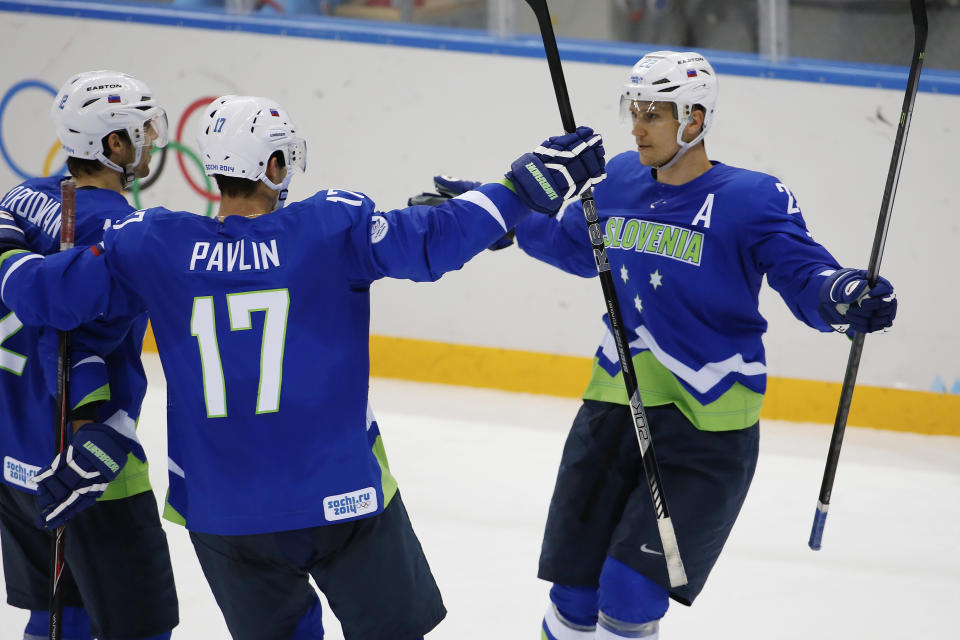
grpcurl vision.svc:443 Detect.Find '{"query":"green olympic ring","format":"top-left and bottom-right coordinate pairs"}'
top-left (131, 141), bottom-right (215, 218)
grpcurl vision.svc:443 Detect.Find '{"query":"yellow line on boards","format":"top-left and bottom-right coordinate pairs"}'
top-left (369, 335), bottom-right (591, 398)
top-left (141, 328), bottom-right (960, 437)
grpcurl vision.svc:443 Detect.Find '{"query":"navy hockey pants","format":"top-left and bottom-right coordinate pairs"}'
top-left (538, 400), bottom-right (759, 605)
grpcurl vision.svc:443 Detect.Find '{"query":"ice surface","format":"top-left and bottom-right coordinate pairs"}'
top-left (3, 354), bottom-right (958, 638)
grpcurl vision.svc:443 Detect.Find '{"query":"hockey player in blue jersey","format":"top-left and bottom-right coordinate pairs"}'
top-left (0, 71), bottom-right (178, 640)
top-left (525, 51), bottom-right (898, 640)
top-left (425, 51), bottom-right (898, 639)
top-left (0, 93), bottom-right (606, 639)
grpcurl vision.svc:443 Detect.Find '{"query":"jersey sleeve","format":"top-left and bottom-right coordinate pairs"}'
top-left (514, 199), bottom-right (597, 278)
top-left (0, 216), bottom-right (146, 330)
top-left (0, 209), bottom-right (27, 251)
top-left (346, 181), bottom-right (532, 282)
top-left (56, 199), bottom-right (141, 413)
top-left (36, 326), bottom-right (111, 414)
top-left (742, 176), bottom-right (841, 331)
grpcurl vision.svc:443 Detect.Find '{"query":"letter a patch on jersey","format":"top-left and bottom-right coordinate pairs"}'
top-left (691, 193), bottom-right (715, 228)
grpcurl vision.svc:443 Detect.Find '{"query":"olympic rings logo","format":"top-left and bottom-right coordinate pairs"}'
top-left (0, 80), bottom-right (66, 180)
top-left (0, 81), bottom-right (219, 217)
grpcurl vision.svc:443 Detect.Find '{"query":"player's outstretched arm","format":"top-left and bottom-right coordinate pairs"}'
top-left (360, 127), bottom-right (605, 282)
top-left (745, 176), bottom-right (866, 330)
top-left (0, 245), bottom-right (138, 330)
top-left (416, 173), bottom-right (598, 277)
top-left (33, 422), bottom-right (146, 529)
top-left (512, 196), bottom-right (597, 278)
top-left (408, 176), bottom-right (515, 251)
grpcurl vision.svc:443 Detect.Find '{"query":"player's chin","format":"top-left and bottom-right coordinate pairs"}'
top-left (636, 148), bottom-right (659, 166)
top-left (135, 165), bottom-right (151, 179)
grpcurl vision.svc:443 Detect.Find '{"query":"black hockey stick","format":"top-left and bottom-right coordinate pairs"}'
top-left (809, 0), bottom-right (927, 551)
top-left (49, 178), bottom-right (76, 640)
top-left (523, 0), bottom-right (687, 587)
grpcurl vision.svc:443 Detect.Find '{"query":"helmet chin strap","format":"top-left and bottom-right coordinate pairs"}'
top-left (655, 116), bottom-right (706, 172)
top-left (261, 173), bottom-right (292, 212)
top-left (97, 142), bottom-right (145, 190)
top-left (655, 145), bottom-right (688, 172)
top-left (274, 189), bottom-right (288, 211)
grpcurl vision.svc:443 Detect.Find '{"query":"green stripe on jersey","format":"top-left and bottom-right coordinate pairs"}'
top-left (0, 249), bottom-right (30, 267)
top-left (582, 352), bottom-right (764, 431)
top-left (372, 434), bottom-right (398, 508)
top-left (160, 436), bottom-right (400, 528)
top-left (98, 454), bottom-right (152, 501)
top-left (162, 489), bottom-right (186, 526)
top-left (74, 384), bottom-right (111, 411)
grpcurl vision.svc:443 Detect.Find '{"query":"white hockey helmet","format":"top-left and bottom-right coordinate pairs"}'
top-left (50, 70), bottom-right (168, 182)
top-left (620, 51), bottom-right (717, 169)
top-left (197, 95), bottom-right (307, 194)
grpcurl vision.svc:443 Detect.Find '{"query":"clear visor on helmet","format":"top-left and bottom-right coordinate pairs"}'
top-left (144, 109), bottom-right (169, 149)
top-left (619, 98), bottom-right (679, 124)
top-left (137, 107), bottom-right (169, 149)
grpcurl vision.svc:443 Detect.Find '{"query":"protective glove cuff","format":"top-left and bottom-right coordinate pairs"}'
top-left (71, 422), bottom-right (140, 477)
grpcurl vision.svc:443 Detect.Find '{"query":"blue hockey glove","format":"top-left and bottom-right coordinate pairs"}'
top-left (818, 268), bottom-right (898, 334)
top-left (506, 126), bottom-right (606, 214)
top-left (407, 175), bottom-right (482, 207)
top-left (434, 175), bottom-right (482, 199)
top-left (34, 423), bottom-right (145, 529)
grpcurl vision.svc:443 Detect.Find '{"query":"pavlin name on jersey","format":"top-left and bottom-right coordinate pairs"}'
top-left (0, 185), bottom-right (62, 239)
top-left (603, 216), bottom-right (704, 266)
top-left (189, 238), bottom-right (281, 272)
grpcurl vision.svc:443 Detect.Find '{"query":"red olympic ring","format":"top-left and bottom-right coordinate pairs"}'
top-left (176, 96), bottom-right (220, 202)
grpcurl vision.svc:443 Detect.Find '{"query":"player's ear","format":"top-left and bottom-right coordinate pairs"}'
top-left (266, 154), bottom-right (286, 183)
top-left (690, 107), bottom-right (706, 133)
top-left (104, 132), bottom-right (126, 159)
top-left (681, 108), bottom-right (706, 142)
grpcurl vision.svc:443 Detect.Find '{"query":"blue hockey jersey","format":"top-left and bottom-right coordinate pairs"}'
top-left (0, 176), bottom-right (151, 497)
top-left (0, 183), bottom-right (530, 535)
top-left (516, 152), bottom-right (842, 431)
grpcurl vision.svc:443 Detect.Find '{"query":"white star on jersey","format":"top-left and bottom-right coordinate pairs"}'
top-left (634, 294), bottom-right (643, 313)
top-left (649, 269), bottom-right (663, 290)
top-left (621, 265), bottom-right (630, 283)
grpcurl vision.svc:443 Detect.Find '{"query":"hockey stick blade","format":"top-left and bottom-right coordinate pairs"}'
top-left (523, 0), bottom-right (687, 587)
top-left (808, 0), bottom-right (927, 551)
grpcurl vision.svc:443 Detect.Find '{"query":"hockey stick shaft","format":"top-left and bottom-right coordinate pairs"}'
top-left (523, 0), bottom-right (686, 587)
top-left (49, 178), bottom-right (76, 640)
top-left (809, 0), bottom-right (927, 551)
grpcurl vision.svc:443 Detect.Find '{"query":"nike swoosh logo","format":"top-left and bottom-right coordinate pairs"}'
top-left (640, 543), bottom-right (663, 556)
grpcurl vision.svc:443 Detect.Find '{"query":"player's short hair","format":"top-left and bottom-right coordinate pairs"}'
top-left (66, 130), bottom-right (132, 177)
top-left (213, 150), bottom-right (286, 199)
